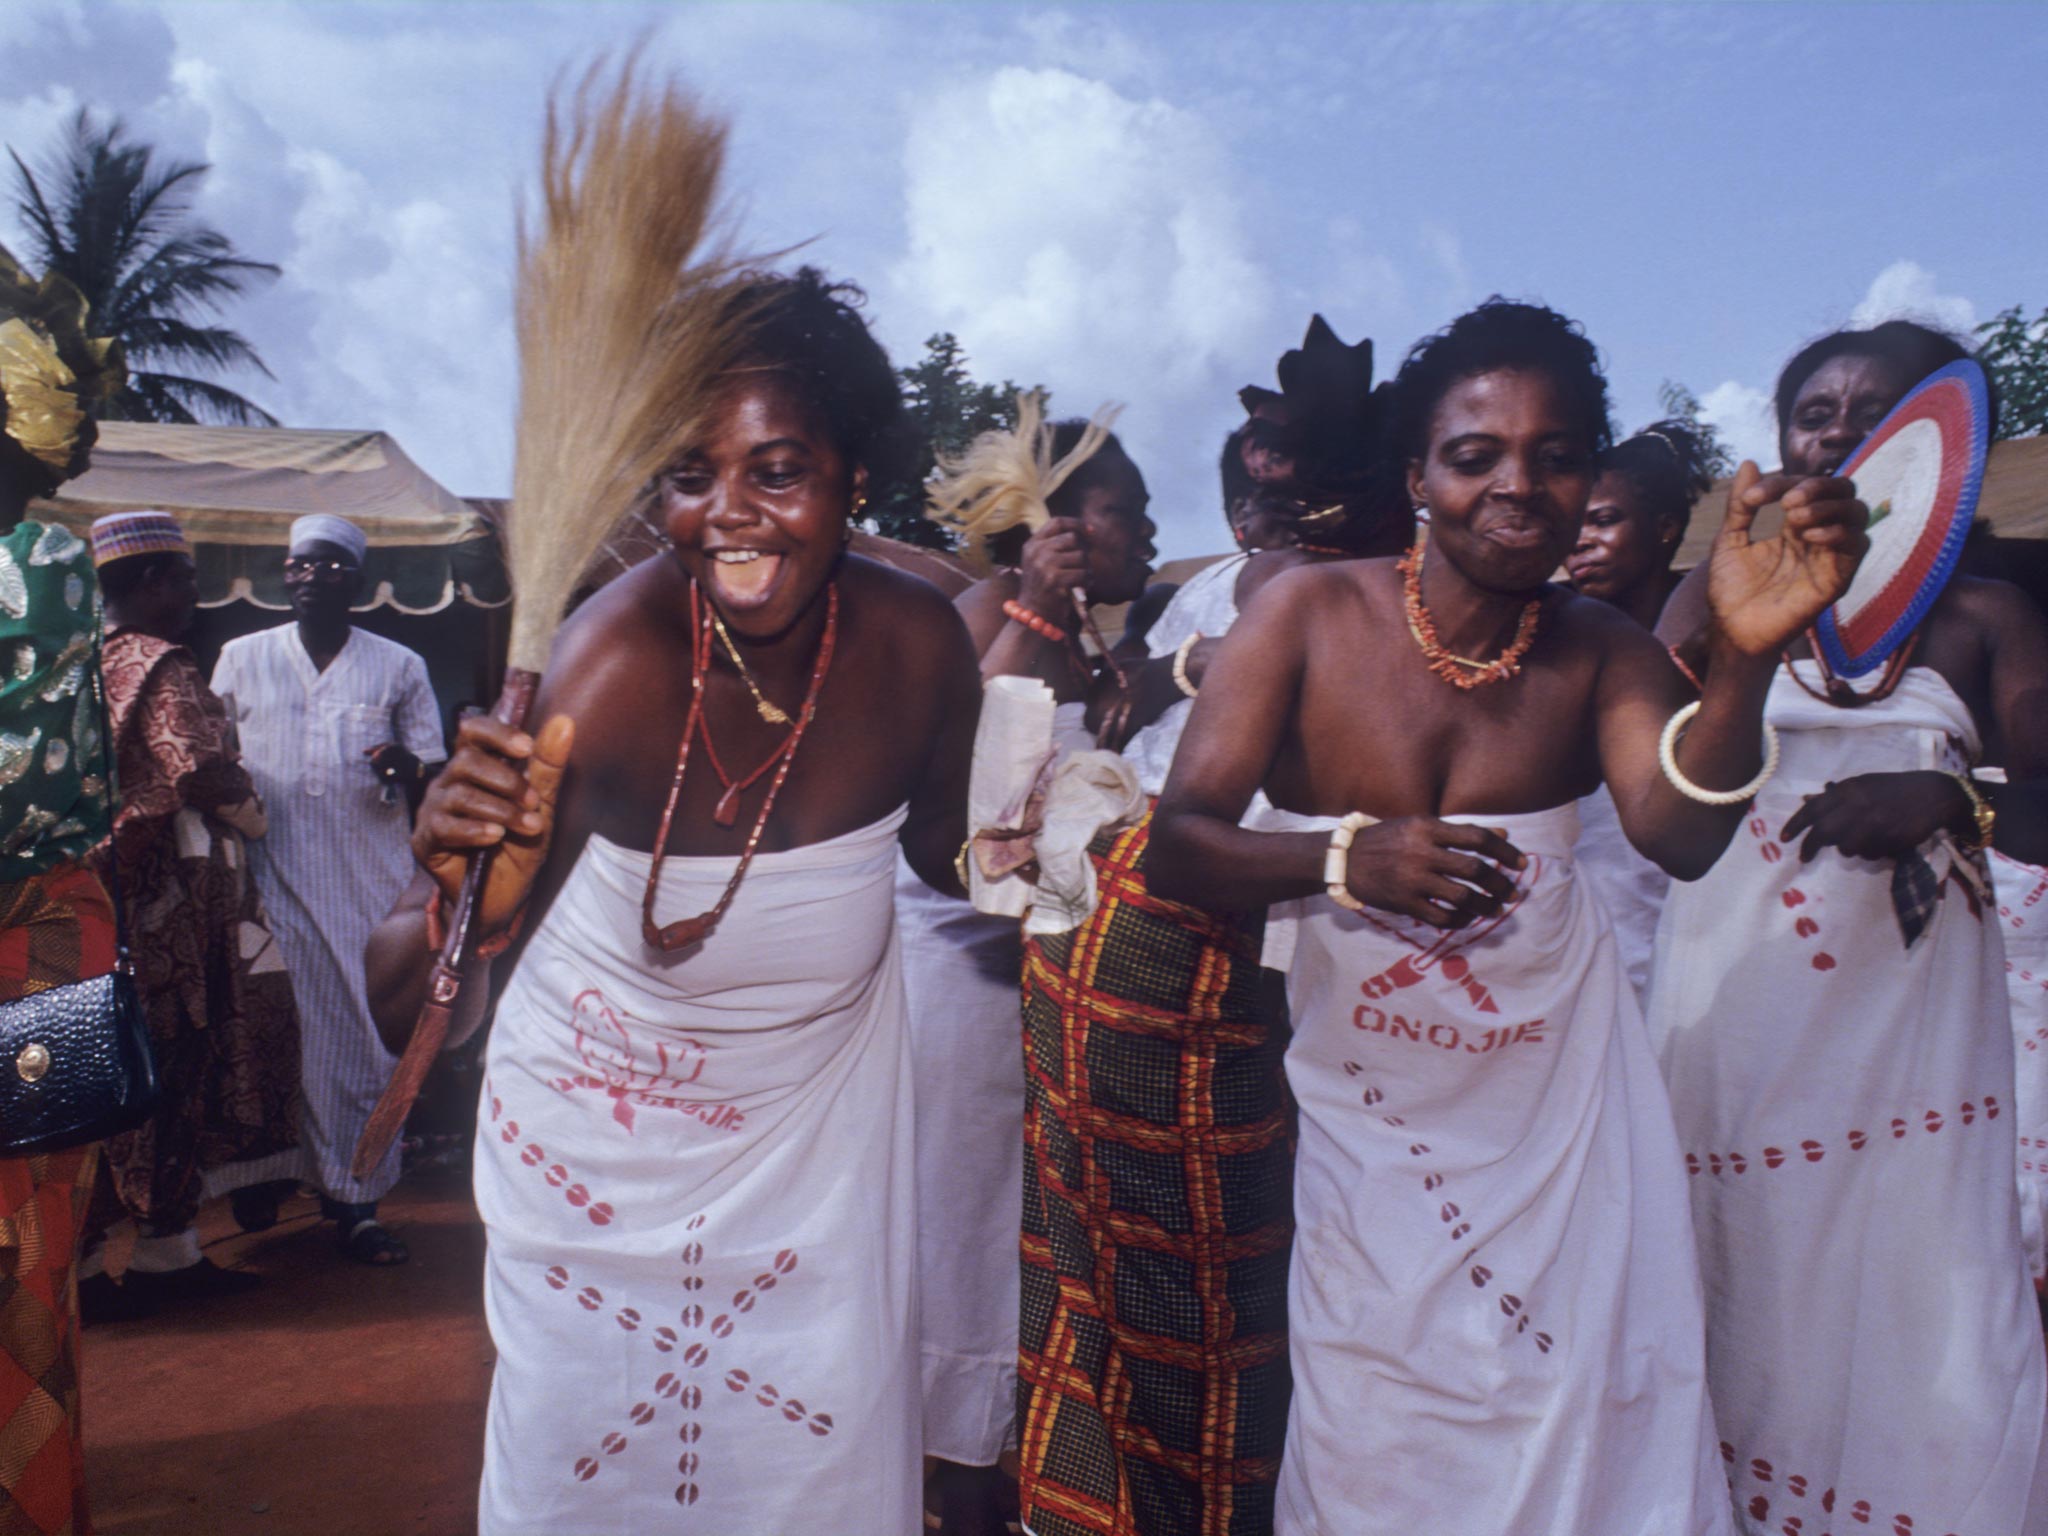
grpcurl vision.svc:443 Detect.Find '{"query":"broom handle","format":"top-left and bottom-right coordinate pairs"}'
top-left (351, 666), bottom-right (541, 1181)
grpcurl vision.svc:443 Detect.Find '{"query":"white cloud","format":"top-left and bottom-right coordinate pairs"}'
top-left (1419, 222), bottom-right (1471, 308)
top-left (1698, 380), bottom-right (1777, 471)
top-left (1689, 260), bottom-right (1983, 479)
top-left (894, 65), bottom-right (1272, 555)
top-left (1850, 259), bottom-right (1977, 337)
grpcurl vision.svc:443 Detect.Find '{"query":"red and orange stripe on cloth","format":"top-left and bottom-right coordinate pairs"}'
top-left (1017, 812), bottom-right (1294, 1536)
top-left (0, 861), bottom-right (116, 1536)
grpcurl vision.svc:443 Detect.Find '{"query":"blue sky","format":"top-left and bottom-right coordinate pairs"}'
top-left (3, 1), bottom-right (2043, 558)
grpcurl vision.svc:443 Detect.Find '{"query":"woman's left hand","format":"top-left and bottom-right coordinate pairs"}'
top-left (1779, 770), bottom-right (1972, 863)
top-left (1707, 461), bottom-right (1869, 657)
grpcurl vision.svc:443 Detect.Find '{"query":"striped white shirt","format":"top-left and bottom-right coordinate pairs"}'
top-left (212, 623), bottom-right (446, 1202)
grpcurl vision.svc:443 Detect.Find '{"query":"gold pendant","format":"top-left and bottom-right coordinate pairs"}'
top-left (755, 700), bottom-right (791, 726)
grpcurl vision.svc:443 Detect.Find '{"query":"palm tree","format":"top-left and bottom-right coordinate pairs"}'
top-left (9, 110), bottom-right (280, 425)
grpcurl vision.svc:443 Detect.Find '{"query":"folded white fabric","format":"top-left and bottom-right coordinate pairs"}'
top-left (964, 676), bottom-right (1143, 932)
top-left (1022, 749), bottom-right (1144, 937)
top-left (965, 676), bottom-right (1057, 917)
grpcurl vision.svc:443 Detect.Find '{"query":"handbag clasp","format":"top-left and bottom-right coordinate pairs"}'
top-left (15, 1042), bottom-right (50, 1083)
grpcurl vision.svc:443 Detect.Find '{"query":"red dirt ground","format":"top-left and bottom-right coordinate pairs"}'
top-left (81, 1165), bottom-right (490, 1536)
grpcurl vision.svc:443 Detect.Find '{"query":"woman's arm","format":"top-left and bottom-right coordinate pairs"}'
top-left (1603, 463), bottom-right (1868, 878)
top-left (1982, 580), bottom-right (2048, 865)
top-left (900, 595), bottom-right (983, 897)
top-left (1148, 570), bottom-right (1524, 928)
top-left (1593, 613), bottom-right (1777, 880)
top-left (1143, 578), bottom-right (1317, 911)
top-left (957, 518), bottom-right (1091, 696)
top-left (1771, 579), bottom-right (2048, 867)
top-left (363, 711), bottom-right (574, 1053)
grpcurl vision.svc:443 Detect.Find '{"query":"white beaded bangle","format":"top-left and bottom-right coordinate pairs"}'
top-left (1172, 633), bottom-right (1203, 699)
top-left (1657, 700), bottom-right (1780, 806)
top-left (1323, 811), bottom-right (1374, 912)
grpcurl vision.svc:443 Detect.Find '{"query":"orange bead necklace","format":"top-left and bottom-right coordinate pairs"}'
top-left (1398, 529), bottom-right (1543, 690)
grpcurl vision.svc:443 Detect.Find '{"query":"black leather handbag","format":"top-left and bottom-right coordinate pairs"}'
top-left (0, 663), bottom-right (158, 1157)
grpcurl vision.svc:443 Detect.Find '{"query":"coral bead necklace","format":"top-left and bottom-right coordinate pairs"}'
top-left (1397, 529), bottom-right (1543, 690)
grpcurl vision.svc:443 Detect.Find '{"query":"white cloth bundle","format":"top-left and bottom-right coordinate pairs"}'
top-left (964, 677), bottom-right (1143, 934)
top-left (965, 676), bottom-right (1056, 917)
top-left (1022, 748), bottom-right (1146, 937)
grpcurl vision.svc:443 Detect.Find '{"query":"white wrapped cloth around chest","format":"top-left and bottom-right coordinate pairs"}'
top-left (474, 808), bottom-right (920, 1535)
top-left (1258, 801), bottom-right (1730, 1536)
top-left (1649, 665), bottom-right (2048, 1536)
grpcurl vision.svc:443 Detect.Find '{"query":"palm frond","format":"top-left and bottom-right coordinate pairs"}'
top-left (117, 317), bottom-right (275, 378)
top-left (8, 109), bottom-right (279, 421)
top-left (118, 370), bottom-right (276, 426)
top-left (109, 240), bottom-right (279, 329)
top-left (7, 147), bottom-right (68, 275)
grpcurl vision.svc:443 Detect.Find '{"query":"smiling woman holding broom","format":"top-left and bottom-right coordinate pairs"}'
top-left (364, 73), bottom-right (978, 1533)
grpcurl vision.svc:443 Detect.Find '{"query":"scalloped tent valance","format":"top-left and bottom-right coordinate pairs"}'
top-left (29, 422), bottom-right (509, 614)
top-left (1674, 432), bottom-right (2048, 571)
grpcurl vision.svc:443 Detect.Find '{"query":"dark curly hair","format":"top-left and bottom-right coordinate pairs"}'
top-left (1597, 418), bottom-right (1715, 542)
top-left (725, 265), bottom-right (913, 494)
top-left (1774, 318), bottom-right (1999, 444)
top-left (1389, 298), bottom-right (1612, 464)
top-left (984, 417), bottom-right (1131, 569)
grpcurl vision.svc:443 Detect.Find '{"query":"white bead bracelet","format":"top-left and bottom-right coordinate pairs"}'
top-left (1324, 811), bottom-right (1375, 911)
top-left (1172, 633), bottom-right (1203, 699)
top-left (1657, 700), bottom-right (1780, 806)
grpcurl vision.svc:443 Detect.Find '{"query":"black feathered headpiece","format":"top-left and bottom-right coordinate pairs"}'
top-left (1231, 316), bottom-right (1405, 550)
top-left (1236, 315), bottom-right (1391, 503)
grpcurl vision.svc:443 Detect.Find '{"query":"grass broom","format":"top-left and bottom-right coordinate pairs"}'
top-left (354, 56), bottom-right (755, 1178)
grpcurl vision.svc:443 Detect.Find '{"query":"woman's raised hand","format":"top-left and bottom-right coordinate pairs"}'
top-left (1707, 461), bottom-right (1870, 657)
top-left (1344, 819), bottom-right (1527, 931)
top-left (1016, 516), bottom-right (1089, 619)
top-left (413, 712), bottom-right (574, 936)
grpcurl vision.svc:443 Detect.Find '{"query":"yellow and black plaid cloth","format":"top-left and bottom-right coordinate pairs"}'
top-left (1017, 813), bottom-right (1293, 1536)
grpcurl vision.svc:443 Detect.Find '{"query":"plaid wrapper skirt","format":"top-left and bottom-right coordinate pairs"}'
top-left (0, 862), bottom-right (115, 1536)
top-left (1017, 812), bottom-right (1293, 1536)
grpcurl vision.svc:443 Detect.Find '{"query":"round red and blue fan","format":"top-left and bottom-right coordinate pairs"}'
top-left (1813, 358), bottom-right (1991, 678)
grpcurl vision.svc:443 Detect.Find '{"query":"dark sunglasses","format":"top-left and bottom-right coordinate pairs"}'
top-left (284, 555), bottom-right (355, 582)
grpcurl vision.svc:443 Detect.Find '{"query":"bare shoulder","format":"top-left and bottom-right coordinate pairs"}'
top-left (1545, 585), bottom-right (1668, 675)
top-left (1943, 574), bottom-right (2048, 646)
top-left (845, 551), bottom-right (964, 623)
top-left (842, 553), bottom-right (975, 656)
top-left (954, 566), bottom-right (1019, 618)
top-left (1241, 553), bottom-right (1397, 625)
top-left (537, 558), bottom-right (688, 717)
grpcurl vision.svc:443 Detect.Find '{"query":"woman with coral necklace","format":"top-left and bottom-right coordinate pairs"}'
top-left (1150, 298), bottom-right (1869, 1534)
top-left (370, 267), bottom-right (980, 1534)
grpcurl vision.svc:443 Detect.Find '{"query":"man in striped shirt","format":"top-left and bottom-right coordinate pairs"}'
top-left (212, 514), bottom-right (445, 1265)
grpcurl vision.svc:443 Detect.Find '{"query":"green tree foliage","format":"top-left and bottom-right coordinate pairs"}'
top-left (9, 110), bottom-right (280, 425)
top-left (1656, 380), bottom-right (1736, 480)
top-left (1975, 305), bottom-right (2048, 440)
top-left (868, 333), bottom-right (1033, 550)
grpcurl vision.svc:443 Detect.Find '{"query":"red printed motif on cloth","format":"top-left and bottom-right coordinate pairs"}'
top-left (550, 989), bottom-right (740, 1134)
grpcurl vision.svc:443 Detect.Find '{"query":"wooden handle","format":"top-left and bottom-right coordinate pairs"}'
top-left (351, 667), bottom-right (540, 1180)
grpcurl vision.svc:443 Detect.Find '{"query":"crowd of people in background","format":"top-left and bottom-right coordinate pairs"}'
top-left (0, 241), bottom-right (451, 1533)
top-left (3, 172), bottom-right (2047, 1536)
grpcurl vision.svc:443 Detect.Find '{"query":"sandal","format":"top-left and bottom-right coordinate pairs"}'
top-left (339, 1217), bottom-right (410, 1267)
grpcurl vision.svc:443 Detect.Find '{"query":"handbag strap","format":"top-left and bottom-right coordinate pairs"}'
top-left (87, 645), bottom-right (132, 964)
